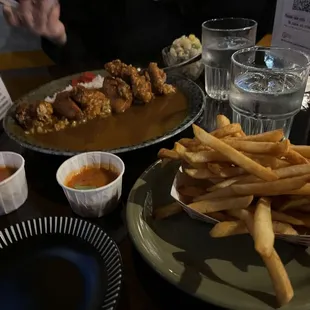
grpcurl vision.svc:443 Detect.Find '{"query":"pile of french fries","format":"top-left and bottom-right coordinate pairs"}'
top-left (156, 115), bottom-right (310, 306)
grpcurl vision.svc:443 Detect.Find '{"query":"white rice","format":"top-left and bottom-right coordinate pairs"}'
top-left (45, 74), bottom-right (105, 103)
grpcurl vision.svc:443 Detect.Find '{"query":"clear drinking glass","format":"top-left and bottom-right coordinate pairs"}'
top-left (230, 47), bottom-right (310, 137)
top-left (202, 18), bottom-right (257, 101)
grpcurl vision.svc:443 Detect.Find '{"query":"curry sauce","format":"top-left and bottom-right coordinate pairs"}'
top-left (25, 90), bottom-right (188, 151)
top-left (66, 165), bottom-right (119, 190)
top-left (0, 166), bottom-right (17, 182)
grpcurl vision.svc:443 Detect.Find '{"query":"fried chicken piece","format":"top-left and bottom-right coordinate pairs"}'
top-left (34, 101), bottom-right (54, 122)
top-left (15, 103), bottom-right (34, 130)
top-left (104, 59), bottom-right (138, 82)
top-left (101, 77), bottom-right (133, 113)
top-left (104, 59), bottom-right (129, 78)
top-left (15, 101), bottom-right (53, 130)
top-left (130, 70), bottom-right (154, 104)
top-left (71, 86), bottom-right (111, 119)
top-left (53, 91), bottom-right (83, 120)
top-left (148, 62), bottom-right (176, 95)
top-left (105, 59), bottom-right (126, 77)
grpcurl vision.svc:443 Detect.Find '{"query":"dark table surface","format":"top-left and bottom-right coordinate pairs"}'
top-left (0, 65), bottom-right (310, 310)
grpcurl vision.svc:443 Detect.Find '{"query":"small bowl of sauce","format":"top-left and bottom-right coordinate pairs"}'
top-left (56, 152), bottom-right (125, 217)
top-left (0, 152), bottom-right (28, 215)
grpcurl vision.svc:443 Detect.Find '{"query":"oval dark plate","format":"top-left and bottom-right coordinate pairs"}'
top-left (3, 71), bottom-right (204, 156)
top-left (0, 217), bottom-right (122, 310)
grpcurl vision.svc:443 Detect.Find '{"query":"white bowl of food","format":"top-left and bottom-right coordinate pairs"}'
top-left (162, 34), bottom-right (203, 80)
top-left (56, 152), bottom-right (125, 218)
top-left (0, 152), bottom-right (28, 215)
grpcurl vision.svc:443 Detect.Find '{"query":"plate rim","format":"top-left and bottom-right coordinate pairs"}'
top-left (3, 72), bottom-right (205, 156)
top-left (126, 160), bottom-right (206, 298)
top-left (0, 216), bottom-right (123, 310)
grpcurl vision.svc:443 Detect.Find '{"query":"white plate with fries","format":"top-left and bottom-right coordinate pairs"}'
top-left (127, 116), bottom-right (310, 310)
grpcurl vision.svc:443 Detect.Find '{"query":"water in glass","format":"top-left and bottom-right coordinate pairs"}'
top-left (203, 36), bottom-right (253, 101)
top-left (229, 71), bottom-right (306, 137)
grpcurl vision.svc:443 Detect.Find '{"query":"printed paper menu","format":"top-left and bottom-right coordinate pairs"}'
top-left (0, 77), bottom-right (12, 121)
top-left (272, 0), bottom-right (310, 54)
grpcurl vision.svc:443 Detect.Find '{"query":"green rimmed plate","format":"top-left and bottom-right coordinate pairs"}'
top-left (126, 160), bottom-right (310, 310)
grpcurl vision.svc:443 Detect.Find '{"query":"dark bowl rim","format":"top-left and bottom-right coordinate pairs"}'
top-left (0, 216), bottom-right (123, 310)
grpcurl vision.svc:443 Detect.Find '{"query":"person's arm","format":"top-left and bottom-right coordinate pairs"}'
top-left (41, 25), bottom-right (86, 68)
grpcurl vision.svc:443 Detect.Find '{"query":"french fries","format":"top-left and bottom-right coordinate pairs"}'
top-left (210, 220), bottom-right (248, 237)
top-left (286, 183), bottom-right (310, 195)
top-left (253, 197), bottom-right (274, 257)
top-left (246, 154), bottom-right (289, 169)
top-left (206, 175), bottom-right (246, 191)
top-left (270, 209), bottom-right (304, 226)
top-left (216, 114), bottom-right (230, 128)
top-left (210, 123), bottom-right (242, 138)
top-left (210, 220), bottom-right (298, 237)
top-left (285, 149), bottom-right (309, 165)
top-left (262, 250), bottom-right (294, 306)
top-left (221, 139), bottom-right (289, 156)
top-left (228, 209), bottom-right (294, 306)
top-left (184, 168), bottom-right (215, 179)
top-left (291, 145), bottom-right (310, 158)
top-left (230, 129), bottom-right (284, 142)
top-left (193, 125), bottom-right (278, 181)
top-left (231, 174), bottom-right (310, 196)
top-left (272, 221), bottom-right (298, 235)
top-left (158, 148), bottom-right (180, 160)
top-left (156, 116), bottom-right (310, 306)
top-left (184, 151), bottom-right (229, 163)
top-left (193, 186), bottom-right (237, 201)
top-left (188, 195), bottom-right (253, 214)
top-left (207, 163), bottom-right (245, 178)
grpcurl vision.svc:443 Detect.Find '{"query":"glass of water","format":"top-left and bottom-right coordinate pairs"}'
top-left (230, 47), bottom-right (310, 137)
top-left (202, 18), bottom-right (257, 101)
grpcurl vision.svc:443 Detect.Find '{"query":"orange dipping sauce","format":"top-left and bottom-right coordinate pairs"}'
top-left (65, 165), bottom-right (119, 190)
top-left (0, 166), bottom-right (17, 182)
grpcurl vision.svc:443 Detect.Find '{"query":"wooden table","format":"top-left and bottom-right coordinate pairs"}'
top-left (0, 66), bottom-right (221, 310)
top-left (257, 34), bottom-right (272, 47)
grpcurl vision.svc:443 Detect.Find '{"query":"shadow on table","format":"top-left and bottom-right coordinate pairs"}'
top-left (172, 249), bottom-right (277, 308)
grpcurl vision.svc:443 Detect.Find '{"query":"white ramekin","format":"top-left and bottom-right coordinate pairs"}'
top-left (56, 152), bottom-right (125, 218)
top-left (0, 152), bottom-right (28, 215)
